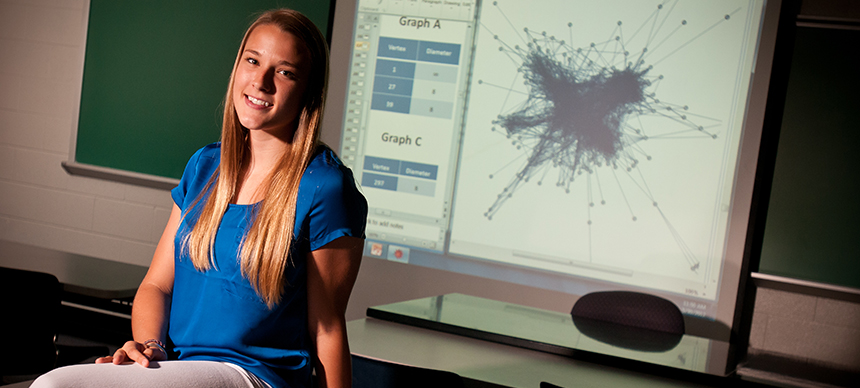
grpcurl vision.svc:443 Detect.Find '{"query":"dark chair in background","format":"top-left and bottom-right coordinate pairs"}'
top-left (1, 267), bottom-right (62, 384)
top-left (571, 291), bottom-right (685, 352)
top-left (352, 354), bottom-right (465, 388)
top-left (1, 267), bottom-right (109, 385)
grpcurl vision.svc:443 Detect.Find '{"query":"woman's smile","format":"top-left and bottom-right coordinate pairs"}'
top-left (245, 94), bottom-right (272, 108)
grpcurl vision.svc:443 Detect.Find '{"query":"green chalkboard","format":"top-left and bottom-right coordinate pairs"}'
top-left (75, 0), bottom-right (333, 180)
top-left (759, 26), bottom-right (860, 289)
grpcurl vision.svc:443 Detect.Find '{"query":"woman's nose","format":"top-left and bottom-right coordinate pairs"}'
top-left (253, 68), bottom-right (274, 92)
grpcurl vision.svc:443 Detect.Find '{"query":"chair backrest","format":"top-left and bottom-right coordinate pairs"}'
top-left (352, 354), bottom-right (465, 388)
top-left (571, 291), bottom-right (684, 335)
top-left (0, 267), bottom-right (62, 376)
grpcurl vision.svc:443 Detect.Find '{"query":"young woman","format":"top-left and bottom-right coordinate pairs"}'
top-left (32, 9), bottom-right (367, 388)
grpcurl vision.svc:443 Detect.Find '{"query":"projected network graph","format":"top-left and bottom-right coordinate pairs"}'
top-left (476, 1), bottom-right (743, 273)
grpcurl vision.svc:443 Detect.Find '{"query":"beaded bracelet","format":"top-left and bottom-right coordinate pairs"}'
top-left (143, 339), bottom-right (166, 354)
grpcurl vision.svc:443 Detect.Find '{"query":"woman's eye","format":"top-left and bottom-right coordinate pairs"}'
top-left (279, 70), bottom-right (295, 78)
top-left (246, 58), bottom-right (258, 65)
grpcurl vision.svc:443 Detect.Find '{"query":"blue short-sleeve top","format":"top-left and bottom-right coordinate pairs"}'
top-left (169, 143), bottom-right (367, 388)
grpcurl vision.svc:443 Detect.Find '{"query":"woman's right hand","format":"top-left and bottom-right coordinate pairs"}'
top-left (95, 340), bottom-right (166, 367)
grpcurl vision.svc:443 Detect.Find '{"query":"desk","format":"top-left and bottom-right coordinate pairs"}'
top-left (0, 240), bottom-right (147, 301)
top-left (349, 318), bottom-right (724, 388)
top-left (348, 294), bottom-right (740, 388)
top-left (1, 239), bottom-right (148, 344)
top-left (0, 238), bottom-right (147, 343)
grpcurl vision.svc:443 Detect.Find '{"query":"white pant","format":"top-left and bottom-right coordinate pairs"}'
top-left (30, 361), bottom-right (270, 388)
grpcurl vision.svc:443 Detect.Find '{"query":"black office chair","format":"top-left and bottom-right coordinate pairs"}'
top-left (571, 291), bottom-right (684, 352)
top-left (0, 267), bottom-right (62, 382)
top-left (352, 354), bottom-right (465, 388)
top-left (1, 267), bottom-right (110, 385)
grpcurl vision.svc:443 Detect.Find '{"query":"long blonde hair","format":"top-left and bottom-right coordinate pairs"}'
top-left (183, 9), bottom-right (330, 308)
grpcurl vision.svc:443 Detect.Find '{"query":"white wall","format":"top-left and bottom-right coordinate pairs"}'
top-left (749, 288), bottom-right (860, 372)
top-left (1, 0), bottom-right (858, 375)
top-left (0, 0), bottom-right (173, 267)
